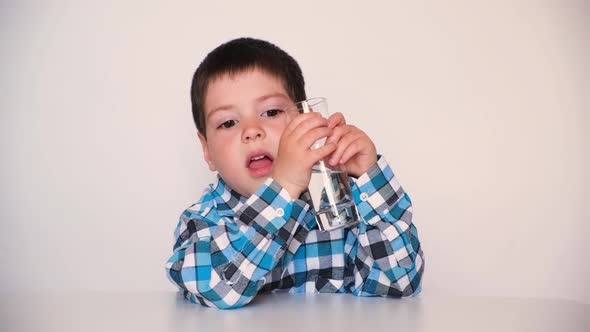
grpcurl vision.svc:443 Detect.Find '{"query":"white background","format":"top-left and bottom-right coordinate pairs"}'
top-left (2, 0), bottom-right (588, 304)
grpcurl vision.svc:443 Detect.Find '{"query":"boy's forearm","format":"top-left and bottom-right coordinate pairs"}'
top-left (235, 178), bottom-right (312, 244)
top-left (348, 155), bottom-right (424, 296)
top-left (167, 178), bottom-right (313, 309)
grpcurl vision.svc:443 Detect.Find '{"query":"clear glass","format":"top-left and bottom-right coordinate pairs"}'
top-left (287, 97), bottom-right (360, 231)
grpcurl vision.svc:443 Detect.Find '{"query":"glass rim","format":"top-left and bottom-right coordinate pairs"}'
top-left (288, 97), bottom-right (327, 113)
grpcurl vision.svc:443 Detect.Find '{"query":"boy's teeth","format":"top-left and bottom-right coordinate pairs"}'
top-left (251, 155), bottom-right (265, 161)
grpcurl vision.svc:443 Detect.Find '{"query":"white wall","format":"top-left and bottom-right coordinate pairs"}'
top-left (1, 0), bottom-right (588, 303)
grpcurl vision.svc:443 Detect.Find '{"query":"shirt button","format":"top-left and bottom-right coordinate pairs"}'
top-left (360, 193), bottom-right (369, 202)
top-left (276, 208), bottom-right (285, 217)
top-left (382, 208), bottom-right (389, 215)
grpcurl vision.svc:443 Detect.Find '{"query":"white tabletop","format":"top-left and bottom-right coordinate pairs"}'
top-left (1, 291), bottom-right (588, 332)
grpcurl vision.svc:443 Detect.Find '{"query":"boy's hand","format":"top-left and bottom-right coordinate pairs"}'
top-left (325, 112), bottom-right (377, 178)
top-left (271, 112), bottom-right (337, 199)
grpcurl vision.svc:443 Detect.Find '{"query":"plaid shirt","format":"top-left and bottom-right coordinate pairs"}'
top-left (166, 156), bottom-right (424, 309)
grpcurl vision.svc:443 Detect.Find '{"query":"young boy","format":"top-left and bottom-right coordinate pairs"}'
top-left (166, 38), bottom-right (424, 309)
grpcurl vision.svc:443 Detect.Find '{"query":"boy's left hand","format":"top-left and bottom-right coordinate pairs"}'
top-left (325, 112), bottom-right (377, 178)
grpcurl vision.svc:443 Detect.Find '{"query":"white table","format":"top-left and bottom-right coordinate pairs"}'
top-left (1, 291), bottom-right (588, 332)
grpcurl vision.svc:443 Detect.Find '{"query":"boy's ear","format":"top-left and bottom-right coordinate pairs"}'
top-left (197, 132), bottom-right (216, 172)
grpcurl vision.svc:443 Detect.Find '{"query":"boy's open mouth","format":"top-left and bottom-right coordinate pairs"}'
top-left (246, 152), bottom-right (274, 177)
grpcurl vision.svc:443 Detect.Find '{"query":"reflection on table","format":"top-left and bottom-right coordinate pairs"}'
top-left (1, 291), bottom-right (588, 332)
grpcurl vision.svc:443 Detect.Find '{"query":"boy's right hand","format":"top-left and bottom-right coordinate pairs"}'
top-left (271, 112), bottom-right (337, 199)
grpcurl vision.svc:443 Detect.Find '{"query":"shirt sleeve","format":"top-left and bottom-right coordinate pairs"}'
top-left (347, 155), bottom-right (425, 297)
top-left (165, 178), bottom-right (311, 309)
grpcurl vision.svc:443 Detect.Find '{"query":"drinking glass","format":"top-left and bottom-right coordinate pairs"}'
top-left (288, 97), bottom-right (360, 231)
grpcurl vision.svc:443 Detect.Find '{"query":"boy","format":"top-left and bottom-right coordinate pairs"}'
top-left (166, 38), bottom-right (424, 309)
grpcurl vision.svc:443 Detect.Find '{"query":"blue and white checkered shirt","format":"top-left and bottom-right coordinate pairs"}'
top-left (166, 155), bottom-right (424, 309)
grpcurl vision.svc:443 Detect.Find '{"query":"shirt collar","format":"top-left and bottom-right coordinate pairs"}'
top-left (209, 175), bottom-right (248, 217)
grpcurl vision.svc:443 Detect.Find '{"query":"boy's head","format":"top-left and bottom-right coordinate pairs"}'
top-left (191, 38), bottom-right (307, 197)
top-left (191, 38), bottom-right (306, 139)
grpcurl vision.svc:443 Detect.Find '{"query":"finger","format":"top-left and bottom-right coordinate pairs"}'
top-left (327, 112), bottom-right (346, 129)
top-left (329, 130), bottom-right (363, 165)
top-left (283, 111), bottom-right (321, 137)
top-left (309, 142), bottom-right (337, 164)
top-left (290, 115), bottom-right (329, 142)
top-left (325, 124), bottom-right (353, 145)
top-left (282, 112), bottom-right (322, 138)
top-left (299, 126), bottom-right (333, 148)
top-left (338, 138), bottom-right (365, 164)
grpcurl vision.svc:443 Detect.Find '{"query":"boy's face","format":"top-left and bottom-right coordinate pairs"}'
top-left (198, 68), bottom-right (295, 197)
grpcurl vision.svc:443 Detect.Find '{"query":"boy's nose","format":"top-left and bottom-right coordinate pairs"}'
top-left (242, 124), bottom-right (265, 142)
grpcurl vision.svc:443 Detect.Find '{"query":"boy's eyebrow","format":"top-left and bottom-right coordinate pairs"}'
top-left (207, 105), bottom-right (234, 119)
top-left (207, 93), bottom-right (290, 118)
top-left (255, 92), bottom-right (290, 103)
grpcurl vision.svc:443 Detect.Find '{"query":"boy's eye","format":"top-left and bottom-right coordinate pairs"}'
top-left (217, 120), bottom-right (237, 129)
top-left (262, 109), bottom-right (284, 118)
